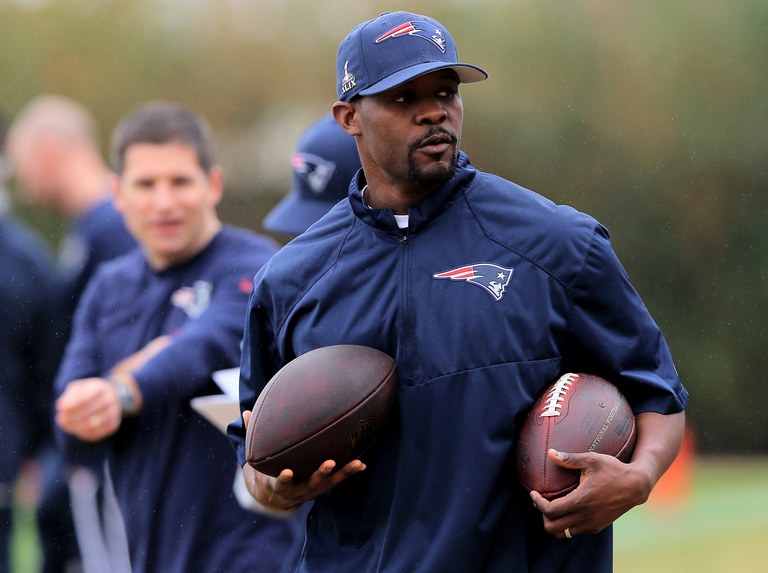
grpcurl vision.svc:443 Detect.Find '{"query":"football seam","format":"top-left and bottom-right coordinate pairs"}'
top-left (251, 368), bottom-right (286, 421)
top-left (540, 374), bottom-right (580, 498)
top-left (252, 402), bottom-right (365, 466)
top-left (615, 419), bottom-right (637, 461)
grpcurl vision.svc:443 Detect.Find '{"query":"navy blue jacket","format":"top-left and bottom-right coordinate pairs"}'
top-left (229, 154), bottom-right (688, 572)
top-left (57, 226), bottom-right (301, 573)
top-left (0, 212), bottom-right (61, 475)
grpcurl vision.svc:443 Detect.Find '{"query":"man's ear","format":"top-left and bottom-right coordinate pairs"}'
top-left (332, 101), bottom-right (361, 136)
top-left (111, 174), bottom-right (125, 213)
top-left (206, 165), bottom-right (224, 207)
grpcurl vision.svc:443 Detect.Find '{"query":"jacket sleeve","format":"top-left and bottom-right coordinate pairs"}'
top-left (133, 247), bottom-right (275, 407)
top-left (53, 272), bottom-right (109, 455)
top-left (227, 270), bottom-right (284, 467)
top-left (564, 224), bottom-right (689, 414)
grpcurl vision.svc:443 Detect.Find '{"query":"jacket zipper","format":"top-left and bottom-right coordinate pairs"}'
top-left (399, 227), bottom-right (412, 382)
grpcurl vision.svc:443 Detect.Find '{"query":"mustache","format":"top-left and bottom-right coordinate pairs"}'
top-left (410, 127), bottom-right (459, 150)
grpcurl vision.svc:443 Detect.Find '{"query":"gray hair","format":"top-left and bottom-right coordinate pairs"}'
top-left (7, 94), bottom-right (99, 149)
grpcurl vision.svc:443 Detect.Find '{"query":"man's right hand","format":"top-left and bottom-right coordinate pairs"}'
top-left (240, 410), bottom-right (367, 512)
top-left (56, 377), bottom-right (123, 442)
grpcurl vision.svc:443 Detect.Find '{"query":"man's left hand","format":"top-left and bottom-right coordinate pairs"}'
top-left (530, 448), bottom-right (651, 540)
top-left (531, 410), bottom-right (685, 540)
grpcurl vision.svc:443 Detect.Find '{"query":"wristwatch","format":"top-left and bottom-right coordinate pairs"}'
top-left (108, 377), bottom-right (136, 416)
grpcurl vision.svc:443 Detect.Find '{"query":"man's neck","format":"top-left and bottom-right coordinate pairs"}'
top-left (362, 180), bottom-right (436, 214)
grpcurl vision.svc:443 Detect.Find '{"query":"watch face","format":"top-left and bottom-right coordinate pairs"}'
top-left (111, 379), bottom-right (134, 413)
top-left (120, 386), bottom-right (134, 409)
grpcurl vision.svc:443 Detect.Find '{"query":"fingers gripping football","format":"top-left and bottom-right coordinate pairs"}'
top-left (531, 448), bottom-right (646, 537)
top-left (241, 408), bottom-right (368, 512)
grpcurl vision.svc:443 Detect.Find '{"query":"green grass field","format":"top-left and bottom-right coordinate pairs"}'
top-left (10, 504), bottom-right (39, 572)
top-left (615, 456), bottom-right (768, 572)
top-left (11, 456), bottom-right (768, 572)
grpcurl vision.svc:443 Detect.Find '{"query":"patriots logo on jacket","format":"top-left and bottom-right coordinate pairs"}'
top-left (171, 280), bottom-right (212, 318)
top-left (433, 263), bottom-right (514, 301)
top-left (375, 21), bottom-right (447, 53)
top-left (292, 152), bottom-right (336, 194)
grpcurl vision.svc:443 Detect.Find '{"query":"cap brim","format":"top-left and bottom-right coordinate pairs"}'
top-left (359, 62), bottom-right (488, 98)
top-left (263, 192), bottom-right (343, 235)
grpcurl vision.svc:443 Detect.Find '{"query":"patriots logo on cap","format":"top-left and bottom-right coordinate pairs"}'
top-left (433, 263), bottom-right (514, 301)
top-left (292, 152), bottom-right (336, 194)
top-left (375, 21), bottom-right (447, 53)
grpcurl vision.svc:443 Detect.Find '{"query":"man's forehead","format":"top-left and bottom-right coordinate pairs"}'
top-left (121, 142), bottom-right (203, 175)
top-left (123, 142), bottom-right (196, 160)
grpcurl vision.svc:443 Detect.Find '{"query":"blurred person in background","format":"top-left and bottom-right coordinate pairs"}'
top-left (7, 95), bottom-right (136, 316)
top-left (263, 112), bottom-right (361, 237)
top-left (0, 108), bottom-right (64, 573)
top-left (54, 102), bottom-right (300, 573)
top-left (7, 94), bottom-right (137, 573)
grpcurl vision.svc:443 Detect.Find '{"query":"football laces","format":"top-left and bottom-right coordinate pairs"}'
top-left (540, 373), bottom-right (579, 417)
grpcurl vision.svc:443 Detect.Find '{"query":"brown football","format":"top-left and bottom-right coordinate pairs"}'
top-left (516, 373), bottom-right (636, 500)
top-left (246, 345), bottom-right (397, 480)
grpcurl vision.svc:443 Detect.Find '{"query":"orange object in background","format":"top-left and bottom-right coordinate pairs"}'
top-left (648, 425), bottom-right (696, 513)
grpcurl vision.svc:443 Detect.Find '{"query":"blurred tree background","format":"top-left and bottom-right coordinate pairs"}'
top-left (1, 0), bottom-right (765, 453)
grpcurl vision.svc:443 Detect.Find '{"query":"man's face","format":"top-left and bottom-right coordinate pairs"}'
top-left (354, 70), bottom-right (464, 192)
top-left (8, 132), bottom-right (68, 207)
top-left (114, 142), bottom-right (222, 271)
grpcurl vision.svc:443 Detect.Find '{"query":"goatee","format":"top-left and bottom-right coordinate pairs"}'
top-left (406, 128), bottom-right (459, 189)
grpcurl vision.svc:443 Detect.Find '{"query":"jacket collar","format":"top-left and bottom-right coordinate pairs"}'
top-left (349, 152), bottom-right (476, 236)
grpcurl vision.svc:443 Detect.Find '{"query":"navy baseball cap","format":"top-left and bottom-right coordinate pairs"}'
top-left (337, 11), bottom-right (488, 102)
top-left (264, 114), bottom-right (361, 235)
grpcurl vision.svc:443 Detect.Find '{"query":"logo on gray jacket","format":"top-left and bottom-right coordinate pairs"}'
top-left (433, 263), bottom-right (514, 301)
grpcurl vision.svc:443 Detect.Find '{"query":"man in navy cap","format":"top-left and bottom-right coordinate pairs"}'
top-left (229, 11), bottom-right (688, 572)
top-left (264, 113), bottom-right (361, 236)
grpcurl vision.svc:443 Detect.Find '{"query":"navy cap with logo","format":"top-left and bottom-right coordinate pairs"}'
top-left (264, 114), bottom-right (361, 235)
top-left (336, 11), bottom-right (488, 102)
